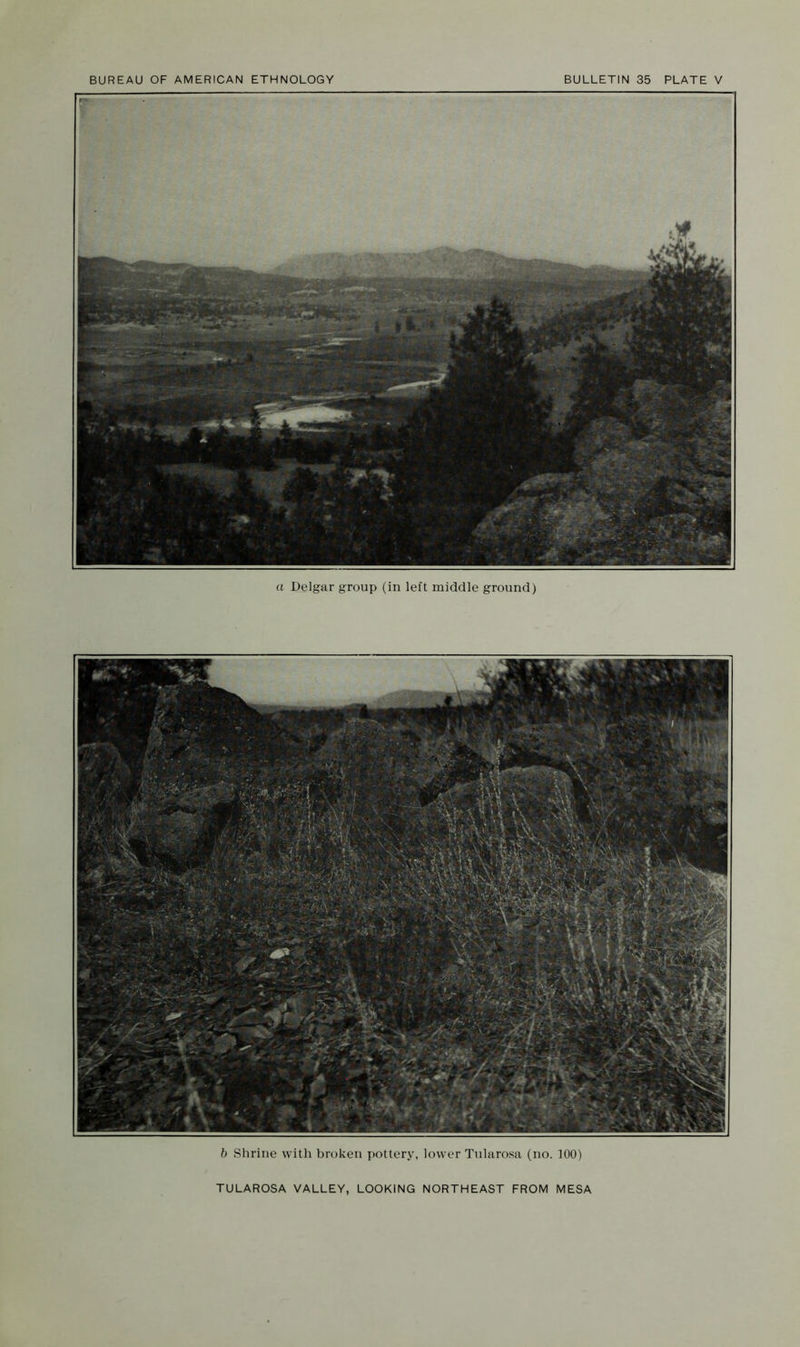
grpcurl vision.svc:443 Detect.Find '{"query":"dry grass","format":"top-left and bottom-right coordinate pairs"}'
top-left (77, 717), bottom-right (727, 1134)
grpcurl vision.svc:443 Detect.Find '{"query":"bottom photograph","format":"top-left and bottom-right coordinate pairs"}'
top-left (76, 655), bottom-right (729, 1135)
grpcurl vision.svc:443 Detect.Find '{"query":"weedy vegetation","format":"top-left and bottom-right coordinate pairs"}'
top-left (77, 688), bottom-right (728, 1134)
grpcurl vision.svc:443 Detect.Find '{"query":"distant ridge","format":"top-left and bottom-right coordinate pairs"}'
top-left (369, 689), bottom-right (459, 709)
top-left (79, 249), bottom-right (645, 295)
top-left (272, 246), bottom-right (645, 286)
top-left (250, 688), bottom-right (484, 712)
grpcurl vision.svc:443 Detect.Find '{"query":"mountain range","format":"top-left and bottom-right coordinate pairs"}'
top-left (271, 246), bottom-right (644, 286)
top-left (80, 247), bottom-right (645, 290)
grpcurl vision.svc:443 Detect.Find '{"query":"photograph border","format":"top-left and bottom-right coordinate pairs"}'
top-left (71, 88), bottom-right (737, 572)
top-left (73, 651), bottom-right (733, 1138)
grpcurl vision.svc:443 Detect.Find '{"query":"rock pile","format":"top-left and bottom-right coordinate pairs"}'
top-left (79, 685), bottom-right (728, 876)
top-left (470, 380), bottom-right (731, 566)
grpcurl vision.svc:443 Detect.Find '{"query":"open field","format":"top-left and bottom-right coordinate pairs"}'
top-left (79, 318), bottom-right (449, 432)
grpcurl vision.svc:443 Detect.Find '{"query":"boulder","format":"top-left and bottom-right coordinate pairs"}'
top-left (690, 382), bottom-right (731, 474)
top-left (581, 440), bottom-right (684, 521)
top-left (501, 723), bottom-right (597, 765)
top-left (623, 379), bottom-right (700, 439)
top-left (540, 491), bottom-right (615, 563)
top-left (315, 719), bottom-right (422, 846)
top-left (418, 739), bottom-right (493, 806)
top-left (427, 765), bottom-right (578, 844)
top-left (573, 416), bottom-right (634, 467)
top-left (469, 474), bottom-right (576, 565)
top-left (498, 725), bottom-right (596, 817)
top-left (671, 771), bottom-right (728, 873)
top-left (128, 783), bottom-right (238, 870)
top-left (630, 514), bottom-right (730, 566)
top-left (470, 475), bottom-right (614, 566)
top-left (139, 682), bottom-right (302, 805)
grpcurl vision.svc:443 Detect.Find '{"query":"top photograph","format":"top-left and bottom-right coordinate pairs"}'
top-left (74, 91), bottom-right (733, 568)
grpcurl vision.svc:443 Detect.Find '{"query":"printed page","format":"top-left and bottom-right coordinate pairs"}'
top-left (1, 2), bottom-right (796, 1344)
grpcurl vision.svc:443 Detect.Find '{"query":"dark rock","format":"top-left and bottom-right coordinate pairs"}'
top-left (624, 380), bottom-right (700, 439)
top-left (418, 740), bottom-right (493, 805)
top-left (581, 440), bottom-right (684, 521)
top-left (498, 725), bottom-right (596, 817)
top-left (671, 771), bottom-right (728, 873)
top-left (139, 682), bottom-right (302, 805)
top-left (573, 416), bottom-right (634, 467)
top-left (471, 475), bottom-right (612, 566)
top-left (630, 474), bottom-right (703, 522)
top-left (604, 714), bottom-right (672, 768)
top-left (631, 514), bottom-right (730, 566)
top-left (79, 742), bottom-right (132, 808)
top-left (129, 783), bottom-right (238, 870)
top-left (315, 719), bottom-right (422, 845)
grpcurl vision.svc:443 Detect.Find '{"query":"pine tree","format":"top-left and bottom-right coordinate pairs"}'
top-left (627, 221), bottom-right (730, 390)
top-left (398, 296), bottom-right (551, 561)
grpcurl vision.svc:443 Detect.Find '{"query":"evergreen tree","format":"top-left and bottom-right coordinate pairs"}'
top-left (249, 406), bottom-right (273, 469)
top-left (78, 658), bottom-right (210, 739)
top-left (627, 222), bottom-right (730, 390)
top-left (397, 296), bottom-right (552, 561)
top-left (564, 333), bottom-right (631, 441)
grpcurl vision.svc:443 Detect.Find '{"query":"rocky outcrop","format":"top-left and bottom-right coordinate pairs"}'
top-left (138, 682), bottom-right (302, 804)
top-left (129, 783), bottom-right (238, 870)
top-left (470, 380), bottom-right (731, 566)
top-left (128, 683), bottom-right (304, 870)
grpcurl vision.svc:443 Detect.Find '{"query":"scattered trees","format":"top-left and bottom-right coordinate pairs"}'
top-left (78, 225), bottom-right (731, 563)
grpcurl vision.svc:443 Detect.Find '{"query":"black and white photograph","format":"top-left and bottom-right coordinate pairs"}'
top-left (77, 655), bottom-right (729, 1134)
top-left (75, 93), bottom-right (733, 568)
top-left (4, 0), bottom-right (797, 1333)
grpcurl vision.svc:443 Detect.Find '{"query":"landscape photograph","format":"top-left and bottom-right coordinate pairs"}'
top-left (75, 93), bottom-right (733, 566)
top-left (77, 655), bottom-right (730, 1133)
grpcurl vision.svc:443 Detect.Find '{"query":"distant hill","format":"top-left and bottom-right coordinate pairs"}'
top-left (273, 246), bottom-right (645, 287)
top-left (369, 689), bottom-right (457, 709)
top-left (250, 688), bottom-right (483, 712)
top-left (78, 255), bottom-right (299, 301)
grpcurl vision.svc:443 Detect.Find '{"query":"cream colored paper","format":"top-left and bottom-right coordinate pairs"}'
top-left (1, 2), bottom-right (797, 1344)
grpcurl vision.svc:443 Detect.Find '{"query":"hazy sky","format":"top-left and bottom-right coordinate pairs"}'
top-left (78, 94), bottom-right (732, 270)
top-left (209, 656), bottom-right (491, 705)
